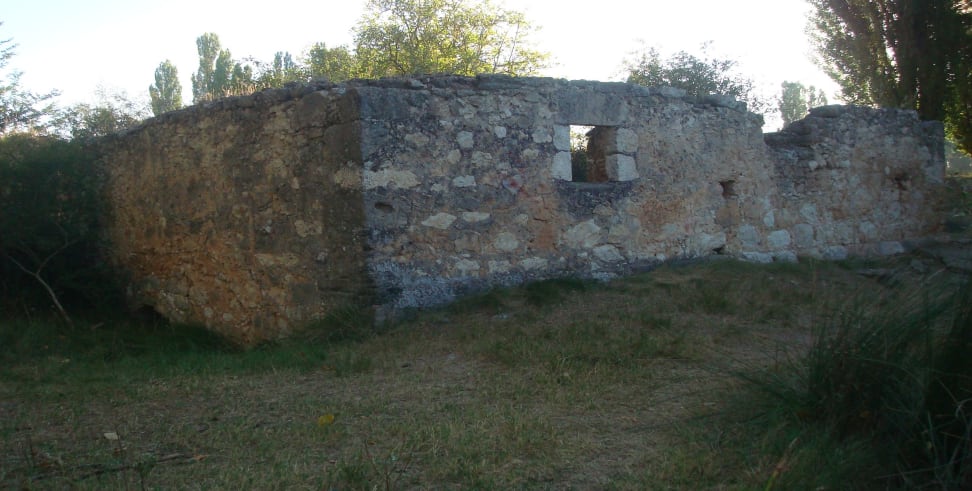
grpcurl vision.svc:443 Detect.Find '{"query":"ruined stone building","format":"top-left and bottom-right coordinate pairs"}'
top-left (99, 75), bottom-right (946, 344)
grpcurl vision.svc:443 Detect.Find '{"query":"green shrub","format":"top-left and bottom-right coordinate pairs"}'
top-left (0, 134), bottom-right (121, 322)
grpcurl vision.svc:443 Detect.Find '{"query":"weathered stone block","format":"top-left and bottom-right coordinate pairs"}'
top-left (605, 154), bottom-right (639, 181)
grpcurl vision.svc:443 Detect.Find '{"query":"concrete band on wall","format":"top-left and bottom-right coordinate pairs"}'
top-left (98, 75), bottom-right (946, 344)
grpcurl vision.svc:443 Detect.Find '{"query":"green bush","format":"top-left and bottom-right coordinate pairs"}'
top-left (0, 134), bottom-right (122, 322)
top-left (743, 282), bottom-right (972, 489)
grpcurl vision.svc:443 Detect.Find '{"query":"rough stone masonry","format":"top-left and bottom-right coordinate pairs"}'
top-left (99, 75), bottom-right (946, 345)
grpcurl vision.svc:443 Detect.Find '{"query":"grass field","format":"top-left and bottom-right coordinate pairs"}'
top-left (2, 255), bottom-right (969, 490)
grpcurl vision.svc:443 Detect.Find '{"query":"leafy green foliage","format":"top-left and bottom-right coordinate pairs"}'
top-left (305, 42), bottom-right (360, 82)
top-left (0, 135), bottom-right (120, 321)
top-left (59, 88), bottom-right (149, 140)
top-left (353, 0), bottom-right (548, 77)
top-left (779, 81), bottom-right (828, 128)
top-left (190, 33), bottom-right (254, 103)
top-left (252, 51), bottom-right (306, 88)
top-left (808, 0), bottom-right (972, 154)
top-left (623, 42), bottom-right (770, 115)
top-left (149, 60), bottom-right (182, 116)
top-left (0, 23), bottom-right (58, 135)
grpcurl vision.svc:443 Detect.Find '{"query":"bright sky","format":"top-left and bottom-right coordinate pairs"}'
top-left (3, 0), bottom-right (839, 129)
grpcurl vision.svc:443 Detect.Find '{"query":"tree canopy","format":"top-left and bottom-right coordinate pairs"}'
top-left (808, 0), bottom-right (972, 153)
top-left (149, 60), bottom-right (183, 116)
top-left (352, 0), bottom-right (548, 77)
top-left (0, 23), bottom-right (58, 135)
top-left (622, 43), bottom-right (770, 115)
top-left (305, 43), bottom-right (360, 82)
top-left (190, 33), bottom-right (254, 103)
top-left (779, 81), bottom-right (828, 128)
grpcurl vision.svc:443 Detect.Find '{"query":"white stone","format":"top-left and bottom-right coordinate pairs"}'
top-left (564, 220), bottom-right (602, 248)
top-left (552, 152), bottom-right (572, 180)
top-left (793, 223), bottom-right (815, 248)
top-left (767, 230), bottom-right (792, 249)
top-left (294, 220), bottom-right (322, 237)
top-left (615, 128), bottom-right (639, 153)
top-left (593, 244), bottom-right (624, 262)
top-left (445, 149), bottom-right (462, 164)
top-left (488, 260), bottom-right (512, 274)
top-left (800, 204), bottom-right (818, 224)
top-left (493, 126), bottom-right (507, 138)
top-left (762, 211), bottom-right (775, 228)
top-left (455, 259), bottom-right (480, 273)
top-left (452, 175), bottom-right (476, 187)
top-left (878, 241), bottom-right (905, 256)
top-left (822, 246), bottom-right (848, 260)
top-left (471, 151), bottom-right (492, 167)
top-left (461, 211), bottom-right (490, 223)
top-left (363, 169), bottom-right (420, 189)
top-left (605, 154), bottom-right (639, 181)
top-left (457, 131), bottom-right (474, 149)
top-left (859, 221), bottom-right (878, 241)
top-left (657, 86), bottom-right (686, 98)
top-left (421, 213), bottom-right (457, 229)
top-left (532, 129), bottom-right (552, 143)
top-left (553, 125), bottom-right (570, 151)
top-left (773, 251), bottom-right (799, 263)
top-left (494, 232), bottom-right (520, 252)
top-left (740, 252), bottom-right (774, 264)
top-left (520, 257), bottom-right (549, 271)
top-left (737, 224), bottom-right (760, 249)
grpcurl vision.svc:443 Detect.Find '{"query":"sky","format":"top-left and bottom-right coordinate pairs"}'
top-left (3, 0), bottom-right (839, 129)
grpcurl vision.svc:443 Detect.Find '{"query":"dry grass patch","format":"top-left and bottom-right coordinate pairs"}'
top-left (2, 256), bottom-right (962, 489)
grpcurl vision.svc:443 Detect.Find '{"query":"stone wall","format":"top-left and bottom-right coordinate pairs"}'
top-left (100, 84), bottom-right (371, 344)
top-left (99, 75), bottom-right (946, 344)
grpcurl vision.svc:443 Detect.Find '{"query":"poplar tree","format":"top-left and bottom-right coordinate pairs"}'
top-left (149, 60), bottom-right (183, 116)
top-left (808, 0), bottom-right (972, 153)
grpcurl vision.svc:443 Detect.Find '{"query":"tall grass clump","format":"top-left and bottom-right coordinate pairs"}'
top-left (744, 279), bottom-right (972, 489)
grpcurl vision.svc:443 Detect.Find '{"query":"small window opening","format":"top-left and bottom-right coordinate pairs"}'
top-left (571, 125), bottom-right (612, 182)
top-left (569, 125), bottom-right (594, 182)
top-left (374, 201), bottom-right (395, 213)
top-left (720, 180), bottom-right (737, 199)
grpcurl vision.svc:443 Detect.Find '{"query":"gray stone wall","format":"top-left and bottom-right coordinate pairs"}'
top-left (98, 75), bottom-right (946, 343)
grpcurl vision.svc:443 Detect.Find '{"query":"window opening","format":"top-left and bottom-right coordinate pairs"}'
top-left (570, 125), bottom-right (604, 182)
top-left (554, 124), bottom-right (638, 183)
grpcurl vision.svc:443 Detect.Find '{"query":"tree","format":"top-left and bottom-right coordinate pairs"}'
top-left (779, 81), bottom-right (828, 127)
top-left (149, 60), bottom-right (183, 116)
top-left (305, 43), bottom-right (360, 82)
top-left (352, 0), bottom-right (549, 78)
top-left (253, 51), bottom-right (307, 89)
top-left (808, 0), bottom-right (972, 153)
top-left (0, 23), bottom-right (58, 135)
top-left (59, 87), bottom-right (149, 140)
top-left (623, 43), bottom-right (771, 115)
top-left (190, 33), bottom-right (254, 103)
